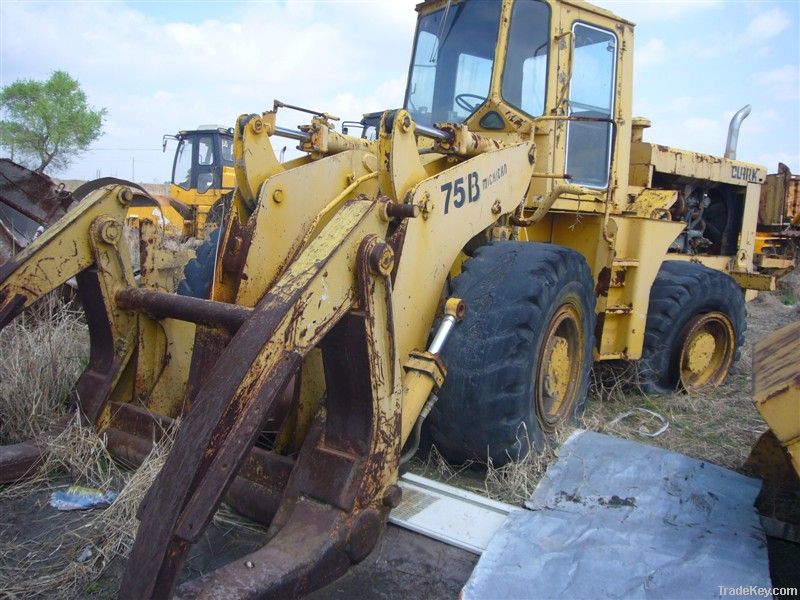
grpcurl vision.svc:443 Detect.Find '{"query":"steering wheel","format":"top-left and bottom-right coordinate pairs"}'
top-left (455, 93), bottom-right (486, 113)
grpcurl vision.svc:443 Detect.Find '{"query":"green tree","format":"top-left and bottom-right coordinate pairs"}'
top-left (0, 71), bottom-right (106, 173)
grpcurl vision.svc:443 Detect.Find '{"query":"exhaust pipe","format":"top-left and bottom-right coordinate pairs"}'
top-left (725, 105), bottom-right (751, 160)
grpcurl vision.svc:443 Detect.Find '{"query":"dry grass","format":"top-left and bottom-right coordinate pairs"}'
top-left (0, 417), bottom-right (174, 599)
top-left (583, 277), bottom-right (800, 470)
top-left (410, 425), bottom-right (572, 506)
top-left (582, 362), bottom-right (766, 470)
top-left (0, 286), bottom-right (265, 597)
top-left (0, 294), bottom-right (88, 445)
top-left (482, 430), bottom-right (568, 505)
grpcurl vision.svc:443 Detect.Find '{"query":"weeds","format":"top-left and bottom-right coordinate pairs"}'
top-left (0, 293), bottom-right (88, 445)
top-left (583, 359), bottom-right (768, 471)
top-left (483, 426), bottom-right (569, 505)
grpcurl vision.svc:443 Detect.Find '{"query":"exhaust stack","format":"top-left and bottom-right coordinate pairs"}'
top-left (725, 105), bottom-right (751, 160)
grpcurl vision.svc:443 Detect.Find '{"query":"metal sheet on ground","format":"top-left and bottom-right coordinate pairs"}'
top-left (463, 430), bottom-right (771, 599)
top-left (389, 472), bottom-right (517, 554)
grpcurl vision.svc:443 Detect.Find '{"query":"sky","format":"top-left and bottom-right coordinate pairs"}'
top-left (0, 0), bottom-right (797, 183)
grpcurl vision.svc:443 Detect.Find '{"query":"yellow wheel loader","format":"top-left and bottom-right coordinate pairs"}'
top-left (125, 126), bottom-right (236, 238)
top-left (0, 0), bottom-right (792, 597)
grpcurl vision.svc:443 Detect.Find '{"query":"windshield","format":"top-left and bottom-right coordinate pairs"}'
top-left (404, 1), bottom-right (502, 128)
top-left (173, 138), bottom-right (193, 190)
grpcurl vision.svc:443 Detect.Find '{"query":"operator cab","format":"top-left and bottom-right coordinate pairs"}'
top-left (166, 127), bottom-right (235, 194)
top-left (404, 0), bottom-right (626, 191)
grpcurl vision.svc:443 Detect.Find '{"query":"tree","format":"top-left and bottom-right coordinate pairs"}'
top-left (0, 71), bottom-right (106, 173)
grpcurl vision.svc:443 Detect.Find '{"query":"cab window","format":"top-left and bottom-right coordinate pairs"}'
top-left (173, 138), bottom-right (194, 190)
top-left (198, 136), bottom-right (214, 166)
top-left (502, 0), bottom-right (550, 117)
top-left (565, 23), bottom-right (617, 189)
top-left (220, 137), bottom-right (233, 164)
top-left (405, 1), bottom-right (502, 127)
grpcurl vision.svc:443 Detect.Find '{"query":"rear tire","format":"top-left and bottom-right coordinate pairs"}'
top-left (639, 261), bottom-right (745, 394)
top-left (427, 242), bottom-right (596, 466)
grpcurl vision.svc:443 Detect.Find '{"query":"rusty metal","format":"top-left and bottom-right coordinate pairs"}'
top-left (0, 159), bottom-right (75, 262)
top-left (0, 414), bottom-right (74, 483)
top-left (0, 159), bottom-right (74, 225)
top-left (73, 267), bottom-right (131, 423)
top-left (0, 441), bottom-right (44, 483)
top-left (119, 201), bottom-right (392, 599)
top-left (383, 202), bottom-right (420, 220)
top-left (1, 2), bottom-right (793, 597)
top-left (759, 163), bottom-right (800, 234)
top-left (116, 287), bottom-right (252, 332)
top-left (103, 403), bottom-right (293, 524)
top-left (182, 326), bottom-right (231, 416)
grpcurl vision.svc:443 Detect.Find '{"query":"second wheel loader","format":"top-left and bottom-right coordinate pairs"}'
top-left (125, 126), bottom-right (235, 238)
top-left (0, 0), bottom-right (791, 597)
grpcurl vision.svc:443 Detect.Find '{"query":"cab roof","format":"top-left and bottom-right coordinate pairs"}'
top-left (415, 0), bottom-right (634, 27)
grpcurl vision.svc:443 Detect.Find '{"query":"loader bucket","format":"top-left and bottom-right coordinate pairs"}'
top-left (748, 320), bottom-right (800, 481)
top-left (0, 159), bottom-right (75, 263)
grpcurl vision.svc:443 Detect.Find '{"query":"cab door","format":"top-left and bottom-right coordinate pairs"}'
top-left (562, 16), bottom-right (618, 190)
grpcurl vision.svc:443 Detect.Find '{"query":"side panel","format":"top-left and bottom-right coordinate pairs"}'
top-left (525, 212), bottom-right (684, 359)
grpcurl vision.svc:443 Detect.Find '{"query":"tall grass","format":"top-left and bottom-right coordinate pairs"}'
top-left (0, 293), bottom-right (88, 445)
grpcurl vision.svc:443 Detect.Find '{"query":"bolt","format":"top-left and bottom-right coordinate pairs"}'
top-left (251, 118), bottom-right (263, 134)
top-left (117, 188), bottom-right (133, 205)
top-left (491, 199), bottom-right (502, 215)
top-left (100, 220), bottom-right (122, 245)
top-left (369, 241), bottom-right (394, 277)
top-left (385, 202), bottom-right (420, 220)
top-left (401, 114), bottom-right (412, 132)
top-left (272, 188), bottom-right (284, 203)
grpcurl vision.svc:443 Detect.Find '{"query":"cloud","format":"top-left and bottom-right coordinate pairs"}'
top-left (688, 5), bottom-right (793, 59)
top-left (754, 65), bottom-right (800, 101)
top-left (0, 1), bottom-right (418, 179)
top-left (595, 0), bottom-right (722, 23)
top-left (743, 7), bottom-right (791, 44)
top-left (635, 38), bottom-right (666, 69)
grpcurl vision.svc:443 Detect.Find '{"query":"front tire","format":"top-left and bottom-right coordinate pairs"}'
top-left (427, 242), bottom-right (596, 466)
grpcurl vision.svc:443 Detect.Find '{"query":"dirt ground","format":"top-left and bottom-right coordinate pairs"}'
top-left (0, 271), bottom-right (798, 598)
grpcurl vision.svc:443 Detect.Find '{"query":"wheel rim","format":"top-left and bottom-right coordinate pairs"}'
top-left (535, 303), bottom-right (584, 431)
top-left (678, 311), bottom-right (735, 391)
